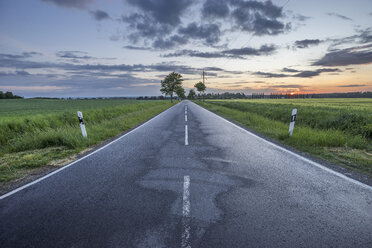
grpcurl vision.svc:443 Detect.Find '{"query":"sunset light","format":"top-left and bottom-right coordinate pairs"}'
top-left (0, 0), bottom-right (371, 97)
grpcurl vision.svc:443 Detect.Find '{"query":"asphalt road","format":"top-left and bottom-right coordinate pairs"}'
top-left (1, 100), bottom-right (371, 248)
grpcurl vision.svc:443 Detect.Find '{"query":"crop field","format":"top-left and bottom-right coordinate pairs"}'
top-left (196, 98), bottom-right (372, 176)
top-left (0, 99), bottom-right (174, 187)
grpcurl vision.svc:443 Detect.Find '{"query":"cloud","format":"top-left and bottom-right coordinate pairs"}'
top-left (254, 68), bottom-right (340, 78)
top-left (282, 67), bottom-right (300, 73)
top-left (202, 0), bottom-right (230, 18)
top-left (122, 0), bottom-right (292, 49)
top-left (123, 45), bottom-right (151, 50)
top-left (163, 44), bottom-right (276, 58)
top-left (0, 70), bottom-right (31, 77)
top-left (178, 22), bottom-right (221, 45)
top-left (42, 0), bottom-right (94, 9)
top-left (313, 44), bottom-right (372, 66)
top-left (90, 10), bottom-right (110, 21)
top-left (273, 84), bottom-right (305, 88)
top-left (152, 35), bottom-right (188, 49)
top-left (126, 0), bottom-right (193, 26)
top-left (223, 44), bottom-right (276, 56)
top-left (337, 84), bottom-right (368, 87)
top-left (326, 12), bottom-right (352, 21)
top-left (56, 51), bottom-right (94, 60)
top-left (0, 51), bottom-right (222, 75)
top-left (358, 28), bottom-right (372, 43)
top-left (292, 14), bottom-right (311, 22)
top-left (329, 28), bottom-right (372, 46)
top-left (162, 50), bottom-right (222, 58)
top-left (294, 39), bottom-right (322, 48)
top-left (230, 0), bottom-right (290, 36)
top-left (0, 52), bottom-right (41, 60)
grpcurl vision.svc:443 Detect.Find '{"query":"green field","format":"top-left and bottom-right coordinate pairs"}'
top-left (0, 99), bottom-right (174, 186)
top-left (196, 98), bottom-right (372, 176)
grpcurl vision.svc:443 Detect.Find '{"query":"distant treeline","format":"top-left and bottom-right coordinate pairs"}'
top-left (187, 91), bottom-right (372, 99)
top-left (136, 96), bottom-right (165, 100)
top-left (0, 91), bottom-right (23, 99)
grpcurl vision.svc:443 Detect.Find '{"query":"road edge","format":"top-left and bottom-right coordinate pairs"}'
top-left (0, 101), bottom-right (181, 200)
top-left (191, 101), bottom-right (372, 189)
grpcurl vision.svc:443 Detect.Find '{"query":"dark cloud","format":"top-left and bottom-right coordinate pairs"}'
top-left (223, 44), bottom-right (276, 56)
top-left (202, 0), bottom-right (230, 18)
top-left (152, 35), bottom-right (188, 49)
top-left (358, 28), bottom-right (372, 43)
top-left (90, 10), bottom-right (110, 21)
top-left (122, 0), bottom-right (292, 49)
top-left (254, 68), bottom-right (340, 78)
top-left (294, 39), bottom-right (322, 48)
top-left (313, 44), bottom-right (372, 66)
top-left (282, 67), bottom-right (300, 73)
top-left (254, 71), bottom-right (287, 78)
top-left (0, 51), bottom-right (214, 75)
top-left (163, 44), bottom-right (276, 58)
top-left (123, 45), bottom-right (151, 50)
top-left (42, 0), bottom-right (94, 9)
top-left (202, 66), bottom-right (224, 71)
top-left (56, 51), bottom-right (94, 60)
top-left (326, 12), bottom-right (352, 21)
top-left (163, 50), bottom-right (227, 58)
top-left (273, 84), bottom-right (305, 88)
top-left (123, 13), bottom-right (173, 41)
top-left (0, 52), bottom-right (41, 60)
top-left (126, 0), bottom-right (193, 26)
top-left (0, 70), bottom-right (31, 77)
top-left (328, 28), bottom-right (372, 47)
top-left (337, 84), bottom-right (368, 87)
top-left (178, 23), bottom-right (221, 45)
top-left (292, 14), bottom-right (311, 22)
top-left (122, 0), bottom-right (194, 47)
top-left (230, 0), bottom-right (290, 36)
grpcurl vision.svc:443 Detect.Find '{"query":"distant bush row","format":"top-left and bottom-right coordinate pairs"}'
top-left (0, 91), bottom-right (23, 99)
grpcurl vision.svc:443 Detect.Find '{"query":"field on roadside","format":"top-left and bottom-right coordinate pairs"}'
top-left (196, 98), bottom-right (372, 176)
top-left (0, 99), bottom-right (174, 186)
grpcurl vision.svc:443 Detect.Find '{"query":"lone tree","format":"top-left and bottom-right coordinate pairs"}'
top-left (194, 81), bottom-right (206, 100)
top-left (175, 86), bottom-right (186, 100)
top-left (160, 72), bottom-right (184, 102)
top-left (188, 89), bottom-right (196, 99)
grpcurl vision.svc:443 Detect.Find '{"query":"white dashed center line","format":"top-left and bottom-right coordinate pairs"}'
top-left (182, 175), bottom-right (191, 248)
top-left (185, 125), bottom-right (188, 146)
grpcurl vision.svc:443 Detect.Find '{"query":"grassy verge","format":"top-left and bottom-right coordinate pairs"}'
top-left (196, 99), bottom-right (372, 176)
top-left (0, 99), bottom-right (174, 187)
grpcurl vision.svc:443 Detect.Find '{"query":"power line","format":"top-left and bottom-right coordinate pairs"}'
top-left (212, 0), bottom-right (291, 76)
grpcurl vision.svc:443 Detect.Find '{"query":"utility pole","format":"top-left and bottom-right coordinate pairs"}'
top-left (202, 70), bottom-right (205, 84)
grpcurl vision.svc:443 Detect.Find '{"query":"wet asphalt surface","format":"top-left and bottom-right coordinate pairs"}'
top-left (1, 100), bottom-right (371, 247)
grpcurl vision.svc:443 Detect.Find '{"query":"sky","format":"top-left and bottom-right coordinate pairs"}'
top-left (0, 0), bottom-right (371, 97)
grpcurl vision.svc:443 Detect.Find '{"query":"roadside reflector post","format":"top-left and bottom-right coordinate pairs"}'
top-left (77, 111), bottom-right (87, 137)
top-left (288, 109), bottom-right (297, 136)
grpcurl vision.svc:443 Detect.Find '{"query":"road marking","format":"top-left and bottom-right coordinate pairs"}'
top-left (185, 114), bottom-right (187, 122)
top-left (190, 101), bottom-right (372, 190)
top-left (185, 125), bottom-right (189, 146)
top-left (0, 102), bottom-right (183, 200)
top-left (182, 175), bottom-right (191, 248)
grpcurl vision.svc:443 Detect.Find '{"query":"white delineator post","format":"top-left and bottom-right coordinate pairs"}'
top-left (77, 111), bottom-right (87, 137)
top-left (288, 109), bottom-right (297, 136)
